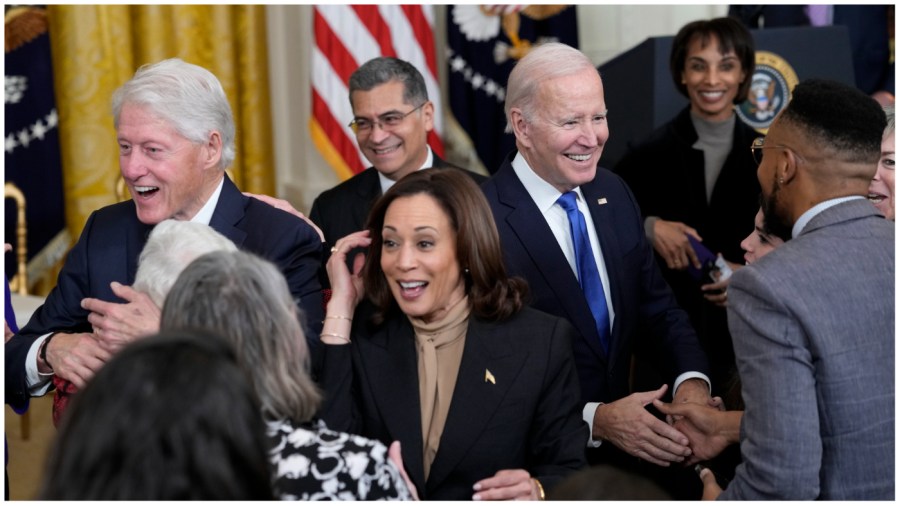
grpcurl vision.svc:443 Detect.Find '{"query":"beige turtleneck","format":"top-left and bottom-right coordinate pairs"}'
top-left (409, 295), bottom-right (470, 480)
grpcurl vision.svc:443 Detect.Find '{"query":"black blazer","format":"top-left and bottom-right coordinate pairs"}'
top-left (481, 153), bottom-right (709, 404)
top-left (309, 154), bottom-right (486, 252)
top-left (6, 175), bottom-right (324, 408)
top-left (319, 303), bottom-right (588, 500)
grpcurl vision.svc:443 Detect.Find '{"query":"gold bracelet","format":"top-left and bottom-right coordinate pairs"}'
top-left (532, 478), bottom-right (545, 501)
top-left (324, 315), bottom-right (352, 322)
top-left (320, 332), bottom-right (350, 343)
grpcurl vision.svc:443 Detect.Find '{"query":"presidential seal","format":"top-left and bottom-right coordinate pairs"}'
top-left (737, 51), bottom-right (799, 134)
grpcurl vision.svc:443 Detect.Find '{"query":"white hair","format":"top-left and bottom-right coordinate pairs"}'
top-left (504, 42), bottom-right (598, 133)
top-left (133, 220), bottom-right (237, 307)
top-left (112, 58), bottom-right (236, 170)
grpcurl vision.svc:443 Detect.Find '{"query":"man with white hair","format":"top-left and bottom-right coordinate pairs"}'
top-left (6, 59), bottom-right (324, 410)
top-left (482, 42), bottom-right (711, 496)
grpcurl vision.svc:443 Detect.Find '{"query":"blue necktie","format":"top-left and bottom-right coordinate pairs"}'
top-left (557, 191), bottom-right (610, 354)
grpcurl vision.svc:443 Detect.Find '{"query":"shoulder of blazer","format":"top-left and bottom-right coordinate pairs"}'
top-left (314, 168), bottom-right (381, 207)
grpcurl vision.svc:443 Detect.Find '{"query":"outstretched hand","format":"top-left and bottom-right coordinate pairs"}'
top-left (592, 384), bottom-right (692, 466)
top-left (653, 398), bottom-right (741, 465)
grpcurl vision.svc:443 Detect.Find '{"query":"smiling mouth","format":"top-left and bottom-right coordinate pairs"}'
top-left (372, 144), bottom-right (400, 156)
top-left (133, 185), bottom-right (160, 197)
top-left (565, 153), bottom-right (592, 162)
top-left (868, 193), bottom-right (886, 203)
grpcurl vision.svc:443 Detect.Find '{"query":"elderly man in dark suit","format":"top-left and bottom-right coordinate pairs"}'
top-left (481, 42), bottom-right (711, 496)
top-left (702, 79), bottom-right (893, 500)
top-left (309, 56), bottom-right (485, 265)
top-left (5, 58), bottom-right (324, 408)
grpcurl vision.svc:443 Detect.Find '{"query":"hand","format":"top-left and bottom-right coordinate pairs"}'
top-left (243, 192), bottom-right (325, 242)
top-left (699, 466), bottom-right (722, 500)
top-left (672, 378), bottom-right (710, 406)
top-left (652, 399), bottom-right (742, 464)
top-left (700, 277), bottom-right (729, 307)
top-left (472, 469), bottom-right (539, 500)
top-left (651, 219), bottom-right (702, 270)
top-left (592, 384), bottom-right (691, 466)
top-left (44, 332), bottom-right (112, 388)
top-left (388, 441), bottom-right (419, 500)
top-left (5, 321), bottom-right (14, 343)
top-left (325, 230), bottom-right (371, 314)
top-left (82, 281), bottom-right (160, 354)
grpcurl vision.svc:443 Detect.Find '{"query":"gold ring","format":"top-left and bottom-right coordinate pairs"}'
top-left (330, 246), bottom-right (338, 253)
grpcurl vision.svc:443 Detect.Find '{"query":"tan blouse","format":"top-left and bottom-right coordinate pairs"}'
top-left (409, 295), bottom-right (470, 480)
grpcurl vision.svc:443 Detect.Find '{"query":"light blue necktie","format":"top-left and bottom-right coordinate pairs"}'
top-left (557, 191), bottom-right (610, 354)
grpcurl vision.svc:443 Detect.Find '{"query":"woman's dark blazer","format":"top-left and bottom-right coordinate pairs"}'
top-left (319, 303), bottom-right (588, 500)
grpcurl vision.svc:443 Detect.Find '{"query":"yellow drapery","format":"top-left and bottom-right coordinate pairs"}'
top-left (47, 5), bottom-right (274, 238)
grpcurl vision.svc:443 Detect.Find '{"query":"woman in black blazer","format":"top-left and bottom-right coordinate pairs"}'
top-left (318, 168), bottom-right (587, 500)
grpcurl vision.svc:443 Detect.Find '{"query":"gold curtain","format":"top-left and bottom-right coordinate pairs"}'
top-left (47, 5), bottom-right (274, 237)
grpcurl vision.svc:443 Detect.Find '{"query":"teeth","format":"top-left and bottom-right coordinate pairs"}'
top-left (868, 194), bottom-right (884, 203)
top-left (399, 281), bottom-right (425, 289)
top-left (567, 154), bottom-right (591, 162)
top-left (374, 145), bottom-right (399, 155)
top-left (134, 186), bottom-right (158, 193)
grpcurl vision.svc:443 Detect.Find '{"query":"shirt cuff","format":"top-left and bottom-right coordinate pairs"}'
top-left (644, 216), bottom-right (659, 243)
top-left (26, 333), bottom-right (54, 396)
top-left (673, 371), bottom-right (711, 398)
top-left (583, 402), bottom-right (603, 448)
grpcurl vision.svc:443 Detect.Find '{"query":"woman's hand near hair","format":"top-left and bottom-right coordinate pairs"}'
top-left (472, 469), bottom-right (541, 500)
top-left (322, 230), bottom-right (371, 345)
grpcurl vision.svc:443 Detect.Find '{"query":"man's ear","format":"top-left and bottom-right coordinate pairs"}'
top-left (780, 148), bottom-right (799, 184)
top-left (421, 100), bottom-right (435, 133)
top-left (204, 130), bottom-right (223, 170)
top-left (510, 108), bottom-right (531, 149)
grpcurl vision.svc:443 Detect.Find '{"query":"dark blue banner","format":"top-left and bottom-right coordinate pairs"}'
top-left (447, 5), bottom-right (579, 174)
top-left (5, 6), bottom-right (67, 289)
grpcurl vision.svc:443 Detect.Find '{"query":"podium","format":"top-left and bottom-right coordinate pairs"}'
top-left (598, 26), bottom-right (856, 169)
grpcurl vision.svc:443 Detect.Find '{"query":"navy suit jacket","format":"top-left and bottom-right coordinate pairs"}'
top-left (318, 303), bottom-right (587, 500)
top-left (5, 175), bottom-right (324, 408)
top-left (481, 153), bottom-right (709, 404)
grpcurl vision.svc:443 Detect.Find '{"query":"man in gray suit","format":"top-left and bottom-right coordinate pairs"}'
top-left (700, 79), bottom-right (894, 499)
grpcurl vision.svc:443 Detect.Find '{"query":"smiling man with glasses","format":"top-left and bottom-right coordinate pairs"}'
top-left (309, 57), bottom-right (486, 271)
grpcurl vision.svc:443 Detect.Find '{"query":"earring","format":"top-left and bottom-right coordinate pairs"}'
top-left (464, 267), bottom-right (470, 274)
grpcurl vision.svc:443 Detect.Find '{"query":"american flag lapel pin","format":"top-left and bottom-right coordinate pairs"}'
top-left (597, 198), bottom-right (608, 205)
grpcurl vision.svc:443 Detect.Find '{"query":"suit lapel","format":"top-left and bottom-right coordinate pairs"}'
top-left (425, 318), bottom-right (527, 492)
top-left (359, 317), bottom-right (427, 491)
top-left (208, 175), bottom-right (248, 247)
top-left (493, 162), bottom-right (607, 363)
top-left (125, 204), bottom-right (153, 287)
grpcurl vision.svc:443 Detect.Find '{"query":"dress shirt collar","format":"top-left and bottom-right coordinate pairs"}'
top-left (791, 195), bottom-right (863, 238)
top-left (378, 146), bottom-right (434, 195)
top-left (190, 176), bottom-right (225, 225)
top-left (511, 151), bottom-right (587, 212)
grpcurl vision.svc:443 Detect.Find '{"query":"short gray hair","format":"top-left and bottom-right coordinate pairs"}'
top-left (112, 58), bottom-right (236, 170)
top-left (348, 56), bottom-right (428, 106)
top-left (160, 250), bottom-right (322, 422)
top-left (133, 220), bottom-right (237, 307)
top-left (504, 42), bottom-right (597, 133)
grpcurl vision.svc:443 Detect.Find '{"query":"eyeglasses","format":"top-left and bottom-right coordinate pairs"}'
top-left (750, 136), bottom-right (789, 165)
top-left (348, 103), bottom-right (426, 135)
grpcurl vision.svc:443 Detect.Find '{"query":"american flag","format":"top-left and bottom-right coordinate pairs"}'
top-left (310, 5), bottom-right (445, 181)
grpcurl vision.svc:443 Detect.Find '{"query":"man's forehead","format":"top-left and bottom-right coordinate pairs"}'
top-left (351, 81), bottom-right (408, 113)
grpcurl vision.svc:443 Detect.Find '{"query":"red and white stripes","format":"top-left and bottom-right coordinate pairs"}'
top-left (311, 5), bottom-right (444, 181)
